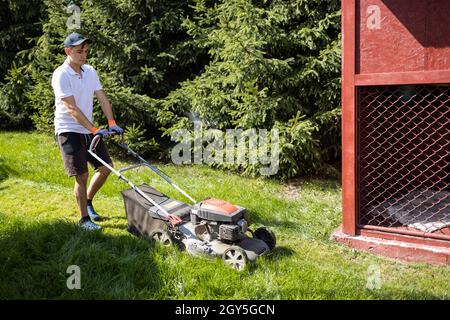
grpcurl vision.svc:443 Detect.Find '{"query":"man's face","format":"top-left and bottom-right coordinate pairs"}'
top-left (65, 43), bottom-right (89, 65)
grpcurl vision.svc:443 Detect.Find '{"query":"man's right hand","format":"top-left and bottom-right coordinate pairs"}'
top-left (92, 128), bottom-right (110, 138)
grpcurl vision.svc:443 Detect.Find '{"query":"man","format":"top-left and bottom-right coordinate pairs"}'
top-left (51, 32), bottom-right (123, 231)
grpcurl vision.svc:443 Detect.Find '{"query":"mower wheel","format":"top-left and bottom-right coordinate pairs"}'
top-left (254, 227), bottom-right (276, 250)
top-left (223, 246), bottom-right (248, 271)
top-left (149, 229), bottom-right (173, 246)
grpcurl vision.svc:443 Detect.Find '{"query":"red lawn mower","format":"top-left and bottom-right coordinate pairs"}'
top-left (88, 134), bottom-right (276, 271)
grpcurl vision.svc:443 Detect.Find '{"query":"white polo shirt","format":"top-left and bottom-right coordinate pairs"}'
top-left (51, 59), bottom-right (102, 135)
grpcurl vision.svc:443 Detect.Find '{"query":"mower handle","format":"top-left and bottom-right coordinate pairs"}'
top-left (89, 131), bottom-right (121, 153)
top-left (89, 135), bottom-right (102, 153)
top-left (88, 131), bottom-right (198, 206)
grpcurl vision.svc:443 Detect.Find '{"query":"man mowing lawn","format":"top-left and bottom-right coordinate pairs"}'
top-left (51, 32), bottom-right (123, 231)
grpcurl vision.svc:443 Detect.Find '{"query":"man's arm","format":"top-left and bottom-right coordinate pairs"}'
top-left (95, 89), bottom-right (114, 122)
top-left (95, 89), bottom-right (123, 133)
top-left (62, 95), bottom-right (97, 133)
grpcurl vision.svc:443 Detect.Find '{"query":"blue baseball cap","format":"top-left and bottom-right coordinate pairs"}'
top-left (64, 32), bottom-right (90, 48)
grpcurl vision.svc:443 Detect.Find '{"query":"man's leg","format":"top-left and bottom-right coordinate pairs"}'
top-left (85, 164), bottom-right (112, 220)
top-left (74, 171), bottom-right (102, 231)
top-left (86, 134), bottom-right (113, 219)
top-left (74, 172), bottom-right (89, 218)
top-left (86, 164), bottom-right (112, 200)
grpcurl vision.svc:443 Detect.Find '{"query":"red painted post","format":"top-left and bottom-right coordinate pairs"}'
top-left (341, 0), bottom-right (357, 235)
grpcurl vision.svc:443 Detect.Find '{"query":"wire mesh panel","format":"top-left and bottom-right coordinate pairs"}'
top-left (358, 85), bottom-right (450, 235)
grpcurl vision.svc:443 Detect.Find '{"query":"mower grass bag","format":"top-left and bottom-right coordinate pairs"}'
top-left (121, 184), bottom-right (191, 238)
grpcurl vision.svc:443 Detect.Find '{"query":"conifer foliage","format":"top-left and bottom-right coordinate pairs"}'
top-left (0, 0), bottom-right (341, 178)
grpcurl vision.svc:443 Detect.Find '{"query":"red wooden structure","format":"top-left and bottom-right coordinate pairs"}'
top-left (334, 0), bottom-right (450, 265)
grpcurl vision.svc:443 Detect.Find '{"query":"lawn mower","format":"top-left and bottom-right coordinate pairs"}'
top-left (88, 133), bottom-right (276, 271)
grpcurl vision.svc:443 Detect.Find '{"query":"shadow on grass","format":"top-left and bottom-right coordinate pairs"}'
top-left (264, 246), bottom-right (295, 261)
top-left (0, 157), bottom-right (18, 185)
top-left (0, 217), bottom-right (164, 299)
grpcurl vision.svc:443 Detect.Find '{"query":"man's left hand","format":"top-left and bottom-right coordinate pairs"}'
top-left (109, 123), bottom-right (124, 134)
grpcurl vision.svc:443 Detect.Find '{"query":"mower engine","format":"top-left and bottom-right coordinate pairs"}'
top-left (191, 198), bottom-right (248, 243)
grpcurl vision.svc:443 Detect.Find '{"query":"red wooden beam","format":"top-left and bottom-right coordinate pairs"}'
top-left (355, 70), bottom-right (450, 86)
top-left (341, 0), bottom-right (357, 235)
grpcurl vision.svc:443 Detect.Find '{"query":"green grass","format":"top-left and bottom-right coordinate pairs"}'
top-left (0, 131), bottom-right (449, 299)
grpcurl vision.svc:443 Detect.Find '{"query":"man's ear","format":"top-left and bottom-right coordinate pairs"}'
top-left (64, 47), bottom-right (71, 56)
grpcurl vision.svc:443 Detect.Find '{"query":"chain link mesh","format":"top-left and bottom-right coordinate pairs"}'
top-left (358, 85), bottom-right (450, 235)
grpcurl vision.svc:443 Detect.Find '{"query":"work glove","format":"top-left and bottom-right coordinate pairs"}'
top-left (109, 124), bottom-right (124, 135)
top-left (108, 119), bottom-right (124, 135)
top-left (93, 128), bottom-right (110, 138)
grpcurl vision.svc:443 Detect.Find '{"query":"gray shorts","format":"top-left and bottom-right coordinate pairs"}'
top-left (57, 132), bottom-right (112, 177)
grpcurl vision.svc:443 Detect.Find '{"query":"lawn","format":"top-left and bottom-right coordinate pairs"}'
top-left (0, 131), bottom-right (449, 299)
